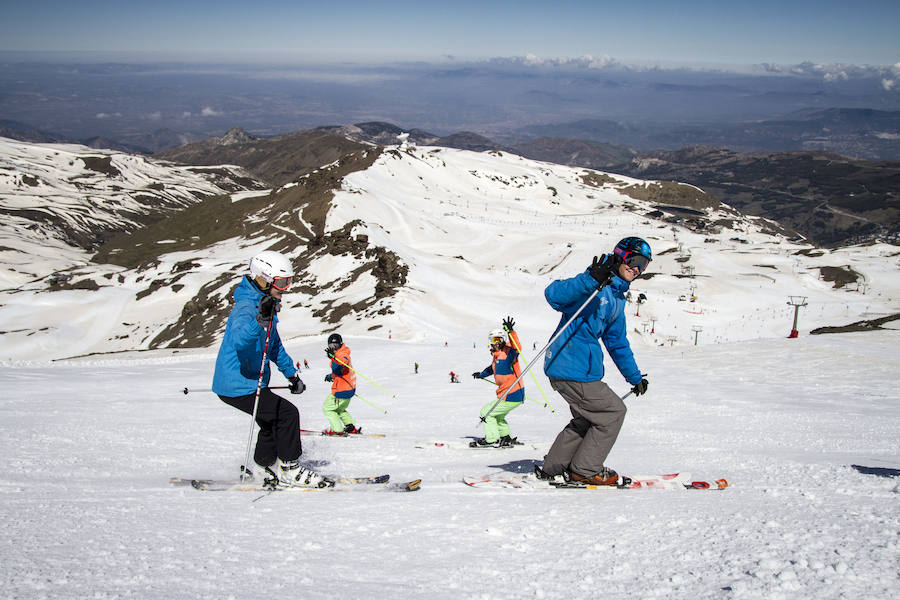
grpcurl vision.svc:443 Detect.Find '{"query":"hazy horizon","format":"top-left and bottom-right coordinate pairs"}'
top-left (2, 0), bottom-right (899, 67)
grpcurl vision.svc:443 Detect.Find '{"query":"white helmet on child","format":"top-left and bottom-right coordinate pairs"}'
top-left (488, 328), bottom-right (506, 346)
top-left (250, 250), bottom-right (294, 291)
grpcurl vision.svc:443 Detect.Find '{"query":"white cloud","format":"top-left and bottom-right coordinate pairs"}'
top-left (146, 111), bottom-right (162, 120)
top-left (492, 54), bottom-right (621, 70)
top-left (882, 79), bottom-right (896, 91)
top-left (95, 113), bottom-right (110, 119)
top-left (200, 107), bottom-right (223, 117)
top-left (824, 71), bottom-right (848, 83)
top-left (181, 111), bottom-right (192, 118)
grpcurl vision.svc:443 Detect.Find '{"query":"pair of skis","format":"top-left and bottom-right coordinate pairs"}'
top-left (300, 428), bottom-right (387, 438)
top-left (170, 473), bottom-right (421, 493)
top-left (462, 472), bottom-right (728, 491)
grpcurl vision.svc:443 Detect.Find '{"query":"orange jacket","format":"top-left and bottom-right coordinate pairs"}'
top-left (330, 344), bottom-right (356, 398)
top-left (479, 330), bottom-right (524, 402)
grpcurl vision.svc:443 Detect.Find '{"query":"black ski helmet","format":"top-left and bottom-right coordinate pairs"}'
top-left (613, 237), bottom-right (652, 273)
top-left (327, 333), bottom-right (343, 347)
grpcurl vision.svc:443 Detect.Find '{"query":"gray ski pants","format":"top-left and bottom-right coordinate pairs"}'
top-left (541, 379), bottom-right (627, 477)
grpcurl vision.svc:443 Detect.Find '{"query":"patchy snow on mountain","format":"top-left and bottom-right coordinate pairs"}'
top-left (1, 139), bottom-right (898, 363)
top-left (0, 137), bottom-right (259, 287)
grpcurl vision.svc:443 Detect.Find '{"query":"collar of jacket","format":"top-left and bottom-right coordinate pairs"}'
top-left (235, 275), bottom-right (270, 303)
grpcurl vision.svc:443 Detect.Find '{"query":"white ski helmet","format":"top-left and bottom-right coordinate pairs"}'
top-left (488, 328), bottom-right (506, 346)
top-left (249, 250), bottom-right (294, 291)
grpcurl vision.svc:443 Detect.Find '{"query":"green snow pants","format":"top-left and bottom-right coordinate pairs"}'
top-left (323, 394), bottom-right (355, 432)
top-left (479, 399), bottom-right (522, 442)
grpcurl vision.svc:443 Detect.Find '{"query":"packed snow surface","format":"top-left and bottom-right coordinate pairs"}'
top-left (1, 329), bottom-right (898, 599)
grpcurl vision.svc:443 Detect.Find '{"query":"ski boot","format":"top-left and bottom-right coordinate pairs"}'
top-left (469, 437), bottom-right (500, 448)
top-left (498, 435), bottom-right (521, 447)
top-left (277, 460), bottom-right (335, 488)
top-left (343, 424), bottom-right (362, 435)
top-left (566, 467), bottom-right (619, 487)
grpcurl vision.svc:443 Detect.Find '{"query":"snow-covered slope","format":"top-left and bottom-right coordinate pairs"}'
top-left (0, 139), bottom-right (897, 362)
top-left (0, 330), bottom-right (897, 599)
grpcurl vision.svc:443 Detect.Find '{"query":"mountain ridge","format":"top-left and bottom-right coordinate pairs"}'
top-left (3, 135), bottom-right (897, 361)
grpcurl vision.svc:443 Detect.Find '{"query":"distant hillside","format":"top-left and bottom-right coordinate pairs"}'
top-left (512, 137), bottom-right (636, 169)
top-left (0, 119), bottom-right (66, 144)
top-left (155, 128), bottom-right (369, 187)
top-left (615, 146), bottom-right (900, 247)
top-left (517, 108), bottom-right (900, 160)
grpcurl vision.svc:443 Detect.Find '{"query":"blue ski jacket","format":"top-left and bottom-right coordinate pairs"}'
top-left (542, 261), bottom-right (642, 385)
top-left (212, 276), bottom-right (297, 397)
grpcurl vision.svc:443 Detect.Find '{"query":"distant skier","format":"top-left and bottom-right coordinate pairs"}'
top-left (470, 317), bottom-right (524, 448)
top-left (449, 371), bottom-right (459, 383)
top-left (303, 359), bottom-right (309, 369)
top-left (322, 333), bottom-right (359, 435)
top-left (211, 250), bottom-right (329, 488)
top-left (414, 362), bottom-right (419, 374)
top-left (534, 237), bottom-right (651, 486)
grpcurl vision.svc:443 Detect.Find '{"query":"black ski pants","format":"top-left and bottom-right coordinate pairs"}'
top-left (218, 388), bottom-right (301, 467)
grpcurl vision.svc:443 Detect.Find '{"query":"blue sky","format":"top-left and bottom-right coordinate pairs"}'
top-left (1, 0), bottom-right (898, 66)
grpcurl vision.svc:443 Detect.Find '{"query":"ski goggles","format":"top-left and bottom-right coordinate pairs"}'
top-left (271, 276), bottom-right (293, 291)
top-left (614, 249), bottom-right (651, 274)
top-left (490, 336), bottom-right (505, 346)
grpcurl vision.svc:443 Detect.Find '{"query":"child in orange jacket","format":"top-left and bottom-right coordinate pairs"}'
top-left (470, 316), bottom-right (525, 448)
top-left (322, 333), bottom-right (359, 435)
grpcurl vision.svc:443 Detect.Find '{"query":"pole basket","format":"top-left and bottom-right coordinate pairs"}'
top-left (788, 329), bottom-right (799, 338)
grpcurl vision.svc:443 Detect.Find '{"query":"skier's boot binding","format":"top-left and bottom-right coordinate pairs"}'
top-left (533, 464), bottom-right (554, 480)
top-left (498, 435), bottom-right (519, 447)
top-left (279, 460), bottom-right (334, 488)
top-left (567, 467), bottom-right (619, 486)
top-left (322, 429), bottom-right (347, 436)
top-left (469, 437), bottom-right (500, 448)
top-left (343, 424), bottom-right (361, 434)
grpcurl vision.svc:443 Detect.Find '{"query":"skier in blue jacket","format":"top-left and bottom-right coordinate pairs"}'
top-left (212, 250), bottom-right (330, 488)
top-left (535, 237), bottom-right (652, 486)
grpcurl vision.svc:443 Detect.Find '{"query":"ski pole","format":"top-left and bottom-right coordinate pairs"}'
top-left (183, 386), bottom-right (288, 395)
top-left (354, 391), bottom-right (388, 414)
top-left (241, 319), bottom-right (273, 482)
top-left (479, 287), bottom-right (599, 425)
top-left (331, 356), bottom-right (396, 398)
top-left (506, 331), bottom-right (555, 414)
top-left (477, 378), bottom-right (554, 413)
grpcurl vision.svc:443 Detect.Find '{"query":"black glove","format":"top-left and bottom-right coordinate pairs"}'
top-left (325, 347), bottom-right (335, 359)
top-left (472, 371), bottom-right (482, 379)
top-left (588, 255), bottom-right (618, 290)
top-left (631, 378), bottom-right (649, 396)
top-left (288, 375), bottom-right (305, 394)
top-left (502, 316), bottom-right (515, 332)
top-left (256, 295), bottom-right (279, 327)
top-left (324, 374), bottom-right (333, 383)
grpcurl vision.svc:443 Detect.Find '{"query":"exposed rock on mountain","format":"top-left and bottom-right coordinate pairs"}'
top-left (155, 129), bottom-right (369, 187)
